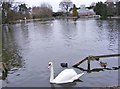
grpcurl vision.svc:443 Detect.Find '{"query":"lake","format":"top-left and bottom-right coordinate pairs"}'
top-left (2, 19), bottom-right (120, 87)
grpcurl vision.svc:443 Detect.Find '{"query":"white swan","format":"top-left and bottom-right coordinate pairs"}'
top-left (48, 62), bottom-right (84, 84)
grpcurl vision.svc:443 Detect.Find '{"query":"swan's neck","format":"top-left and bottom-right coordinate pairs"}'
top-left (50, 65), bottom-right (54, 82)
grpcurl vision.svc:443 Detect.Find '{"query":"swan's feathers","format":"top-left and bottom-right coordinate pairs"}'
top-left (48, 62), bottom-right (84, 84)
top-left (52, 69), bottom-right (81, 84)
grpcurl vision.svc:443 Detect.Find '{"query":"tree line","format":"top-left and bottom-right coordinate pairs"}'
top-left (2, 2), bottom-right (31, 23)
top-left (1, 0), bottom-right (120, 23)
top-left (93, 1), bottom-right (120, 19)
top-left (58, 0), bottom-right (120, 19)
top-left (1, 2), bottom-right (53, 24)
top-left (32, 3), bottom-right (53, 19)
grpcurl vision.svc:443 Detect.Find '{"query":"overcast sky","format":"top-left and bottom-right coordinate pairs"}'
top-left (15, 0), bottom-right (107, 12)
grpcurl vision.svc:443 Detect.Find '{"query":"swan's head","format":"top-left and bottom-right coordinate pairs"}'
top-left (48, 62), bottom-right (53, 69)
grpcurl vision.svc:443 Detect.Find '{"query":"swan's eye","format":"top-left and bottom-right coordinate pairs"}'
top-left (49, 64), bottom-right (51, 66)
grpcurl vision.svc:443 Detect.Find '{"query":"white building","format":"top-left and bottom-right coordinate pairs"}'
top-left (106, 0), bottom-right (119, 2)
top-left (90, 2), bottom-right (96, 7)
top-left (106, 0), bottom-right (119, 4)
top-left (78, 5), bottom-right (95, 16)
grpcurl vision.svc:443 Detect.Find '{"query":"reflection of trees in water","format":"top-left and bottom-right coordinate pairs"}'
top-left (32, 21), bottom-right (53, 41)
top-left (60, 20), bottom-right (77, 38)
top-left (2, 24), bottom-right (24, 80)
top-left (96, 20), bottom-right (119, 52)
top-left (20, 22), bottom-right (29, 40)
top-left (38, 21), bottom-right (53, 41)
top-left (10, 22), bottom-right (29, 49)
top-left (74, 64), bottom-right (120, 73)
top-left (96, 20), bottom-right (104, 41)
top-left (106, 20), bottom-right (119, 52)
top-left (117, 20), bottom-right (120, 64)
top-left (59, 20), bottom-right (78, 47)
top-left (0, 25), bottom-right (2, 62)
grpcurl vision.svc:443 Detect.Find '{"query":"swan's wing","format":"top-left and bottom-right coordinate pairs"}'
top-left (72, 73), bottom-right (84, 80)
top-left (53, 69), bottom-right (77, 83)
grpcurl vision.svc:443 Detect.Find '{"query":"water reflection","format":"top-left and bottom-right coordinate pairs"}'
top-left (59, 20), bottom-right (78, 47)
top-left (0, 25), bottom-right (2, 62)
top-left (50, 84), bottom-right (55, 89)
top-left (50, 82), bottom-right (77, 89)
top-left (2, 24), bottom-right (24, 80)
top-left (75, 66), bottom-right (120, 73)
top-left (96, 20), bottom-right (118, 52)
top-left (106, 20), bottom-right (118, 52)
top-left (58, 82), bottom-right (76, 87)
top-left (39, 22), bottom-right (53, 41)
top-left (13, 22), bottom-right (29, 49)
top-left (32, 21), bottom-right (54, 43)
top-left (20, 22), bottom-right (29, 43)
top-left (2, 19), bottom-right (119, 87)
top-left (60, 20), bottom-right (77, 39)
top-left (96, 20), bottom-right (104, 41)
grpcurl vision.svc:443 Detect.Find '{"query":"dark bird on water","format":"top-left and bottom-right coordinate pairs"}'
top-left (60, 63), bottom-right (68, 68)
top-left (99, 61), bottom-right (107, 68)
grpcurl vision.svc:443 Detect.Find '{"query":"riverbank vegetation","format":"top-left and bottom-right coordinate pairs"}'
top-left (1, 2), bottom-right (53, 24)
top-left (93, 1), bottom-right (120, 19)
top-left (2, 2), bottom-right (31, 24)
top-left (32, 3), bottom-right (53, 19)
top-left (1, 0), bottom-right (120, 23)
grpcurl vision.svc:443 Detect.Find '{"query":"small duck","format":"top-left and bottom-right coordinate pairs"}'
top-left (99, 61), bottom-right (107, 68)
top-left (60, 63), bottom-right (68, 68)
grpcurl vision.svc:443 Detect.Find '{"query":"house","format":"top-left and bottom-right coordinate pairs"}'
top-left (105, 0), bottom-right (119, 4)
top-left (105, 0), bottom-right (119, 6)
top-left (78, 5), bottom-right (95, 16)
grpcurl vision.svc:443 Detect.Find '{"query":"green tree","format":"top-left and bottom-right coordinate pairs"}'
top-left (107, 2), bottom-right (115, 17)
top-left (2, 2), bottom-right (12, 23)
top-left (94, 2), bottom-right (107, 19)
top-left (72, 4), bottom-right (78, 17)
top-left (18, 3), bottom-right (32, 19)
top-left (116, 1), bottom-right (120, 16)
top-left (19, 3), bottom-right (28, 14)
top-left (2, 2), bottom-right (31, 23)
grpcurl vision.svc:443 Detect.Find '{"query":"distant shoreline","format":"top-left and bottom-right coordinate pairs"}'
top-left (108, 16), bottom-right (120, 19)
top-left (3, 16), bottom-right (120, 24)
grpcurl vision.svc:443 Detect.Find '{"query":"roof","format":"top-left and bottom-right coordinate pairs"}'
top-left (106, 0), bottom-right (119, 2)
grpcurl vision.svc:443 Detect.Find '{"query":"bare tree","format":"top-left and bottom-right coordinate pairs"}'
top-left (40, 3), bottom-right (53, 17)
top-left (59, 0), bottom-right (73, 13)
top-left (32, 3), bottom-right (53, 18)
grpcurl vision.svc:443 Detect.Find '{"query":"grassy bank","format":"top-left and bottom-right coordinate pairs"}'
top-left (8, 17), bottom-right (55, 24)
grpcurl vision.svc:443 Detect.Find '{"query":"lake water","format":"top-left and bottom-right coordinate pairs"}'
top-left (2, 19), bottom-right (120, 87)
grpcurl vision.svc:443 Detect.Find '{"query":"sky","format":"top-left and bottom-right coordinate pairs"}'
top-left (14, 0), bottom-right (107, 12)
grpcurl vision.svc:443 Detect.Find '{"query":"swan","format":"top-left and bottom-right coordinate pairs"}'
top-left (48, 62), bottom-right (84, 84)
